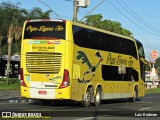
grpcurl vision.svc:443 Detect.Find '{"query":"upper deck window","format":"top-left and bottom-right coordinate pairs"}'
top-left (73, 25), bottom-right (138, 59)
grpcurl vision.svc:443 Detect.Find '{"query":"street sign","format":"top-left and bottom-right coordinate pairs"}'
top-left (150, 50), bottom-right (158, 59)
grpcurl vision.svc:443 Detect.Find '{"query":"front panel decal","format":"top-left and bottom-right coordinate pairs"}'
top-left (77, 51), bottom-right (103, 83)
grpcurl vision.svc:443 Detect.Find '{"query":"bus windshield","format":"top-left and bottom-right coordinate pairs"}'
top-left (136, 40), bottom-right (145, 58)
top-left (24, 21), bottom-right (66, 40)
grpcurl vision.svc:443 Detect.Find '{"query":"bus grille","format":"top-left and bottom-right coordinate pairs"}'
top-left (26, 52), bottom-right (62, 74)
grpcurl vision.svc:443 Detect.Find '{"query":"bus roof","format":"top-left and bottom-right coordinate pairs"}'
top-left (24, 19), bottom-right (139, 43)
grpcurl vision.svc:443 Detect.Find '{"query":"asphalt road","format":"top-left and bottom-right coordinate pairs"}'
top-left (0, 91), bottom-right (160, 120)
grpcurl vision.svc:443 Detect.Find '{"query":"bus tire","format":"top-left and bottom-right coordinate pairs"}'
top-left (129, 87), bottom-right (138, 102)
top-left (94, 87), bottom-right (101, 107)
top-left (82, 88), bottom-right (92, 107)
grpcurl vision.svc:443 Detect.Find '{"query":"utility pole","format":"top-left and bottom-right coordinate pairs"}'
top-left (79, 0), bottom-right (105, 22)
top-left (73, 0), bottom-right (78, 22)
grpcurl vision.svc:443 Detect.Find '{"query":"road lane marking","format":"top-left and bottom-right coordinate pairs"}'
top-left (74, 114), bottom-right (111, 120)
top-left (139, 107), bottom-right (152, 111)
top-left (75, 117), bottom-right (95, 120)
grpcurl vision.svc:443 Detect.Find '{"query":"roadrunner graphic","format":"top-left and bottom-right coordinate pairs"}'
top-left (45, 75), bottom-right (61, 84)
top-left (77, 51), bottom-right (103, 83)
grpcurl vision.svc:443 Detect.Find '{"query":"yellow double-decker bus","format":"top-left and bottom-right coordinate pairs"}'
top-left (20, 19), bottom-right (148, 107)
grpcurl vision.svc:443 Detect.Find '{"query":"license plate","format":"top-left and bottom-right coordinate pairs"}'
top-left (38, 91), bottom-right (47, 95)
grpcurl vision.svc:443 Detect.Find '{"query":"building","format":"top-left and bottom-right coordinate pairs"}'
top-left (0, 55), bottom-right (20, 78)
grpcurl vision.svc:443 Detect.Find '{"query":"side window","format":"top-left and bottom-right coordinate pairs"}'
top-left (73, 26), bottom-right (89, 47)
top-left (102, 65), bottom-right (139, 81)
top-left (73, 25), bottom-right (138, 59)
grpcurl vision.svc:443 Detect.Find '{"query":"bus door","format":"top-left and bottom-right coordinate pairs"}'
top-left (139, 57), bottom-right (150, 96)
top-left (110, 65), bottom-right (127, 99)
top-left (117, 66), bottom-right (130, 98)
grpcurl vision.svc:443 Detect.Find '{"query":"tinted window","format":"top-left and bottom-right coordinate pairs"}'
top-left (24, 21), bottom-right (65, 39)
top-left (102, 65), bottom-right (139, 81)
top-left (73, 25), bottom-right (137, 59)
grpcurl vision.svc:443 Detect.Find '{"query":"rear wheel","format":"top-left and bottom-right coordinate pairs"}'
top-left (94, 88), bottom-right (101, 107)
top-left (82, 88), bottom-right (92, 107)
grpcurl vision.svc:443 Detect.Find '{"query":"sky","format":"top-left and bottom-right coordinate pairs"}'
top-left (1, 0), bottom-right (160, 60)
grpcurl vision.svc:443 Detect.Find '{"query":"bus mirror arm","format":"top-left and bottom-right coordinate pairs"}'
top-left (140, 57), bottom-right (151, 70)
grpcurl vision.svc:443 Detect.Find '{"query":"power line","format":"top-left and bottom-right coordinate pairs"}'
top-left (79, 0), bottom-right (105, 22)
top-left (121, 0), bottom-right (160, 33)
top-left (78, 8), bottom-right (91, 20)
top-left (36, 0), bottom-right (62, 20)
top-left (107, 0), bottom-right (160, 37)
top-left (116, 0), bottom-right (160, 34)
top-left (65, 0), bottom-right (74, 2)
top-left (50, 13), bottom-right (72, 20)
top-left (78, 10), bottom-right (86, 18)
top-left (79, 9), bottom-right (88, 16)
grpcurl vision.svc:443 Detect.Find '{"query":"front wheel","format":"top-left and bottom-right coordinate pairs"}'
top-left (94, 88), bottom-right (101, 107)
top-left (129, 87), bottom-right (138, 102)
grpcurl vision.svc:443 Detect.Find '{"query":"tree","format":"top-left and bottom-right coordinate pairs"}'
top-left (84, 14), bottom-right (103, 27)
top-left (154, 58), bottom-right (160, 68)
top-left (83, 14), bottom-right (133, 37)
top-left (0, 3), bottom-right (52, 55)
top-left (0, 1), bottom-right (52, 84)
top-left (0, 1), bottom-right (23, 84)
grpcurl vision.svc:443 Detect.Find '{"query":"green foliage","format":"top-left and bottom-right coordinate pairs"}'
top-left (0, 78), bottom-right (20, 90)
top-left (154, 58), bottom-right (160, 68)
top-left (82, 14), bottom-right (133, 37)
top-left (158, 67), bottom-right (160, 76)
top-left (26, 7), bottom-right (52, 19)
top-left (145, 87), bottom-right (160, 94)
top-left (145, 64), bottom-right (150, 71)
top-left (85, 14), bottom-right (103, 27)
top-left (1, 43), bottom-right (7, 54)
top-left (0, 1), bottom-right (51, 55)
top-left (1, 38), bottom-right (21, 54)
top-left (0, 1), bottom-right (52, 82)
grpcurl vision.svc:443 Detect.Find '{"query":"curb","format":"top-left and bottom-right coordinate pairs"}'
top-left (9, 98), bottom-right (34, 103)
top-left (0, 90), bottom-right (34, 103)
top-left (0, 97), bottom-right (34, 103)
